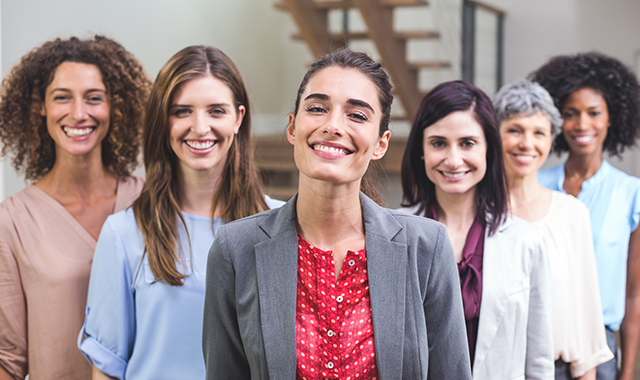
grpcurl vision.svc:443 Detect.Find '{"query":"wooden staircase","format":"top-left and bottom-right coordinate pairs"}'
top-left (274, 0), bottom-right (451, 121)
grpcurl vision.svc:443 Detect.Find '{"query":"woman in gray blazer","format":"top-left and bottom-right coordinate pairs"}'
top-left (203, 50), bottom-right (472, 380)
top-left (399, 81), bottom-right (554, 380)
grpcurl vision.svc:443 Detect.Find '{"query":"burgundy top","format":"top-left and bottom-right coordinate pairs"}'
top-left (429, 208), bottom-right (485, 366)
top-left (295, 235), bottom-right (379, 380)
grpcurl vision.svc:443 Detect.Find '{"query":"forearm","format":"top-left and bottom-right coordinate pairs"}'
top-left (92, 365), bottom-right (118, 380)
top-left (619, 297), bottom-right (640, 380)
top-left (577, 368), bottom-right (596, 380)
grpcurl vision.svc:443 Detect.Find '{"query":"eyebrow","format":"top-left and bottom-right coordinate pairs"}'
top-left (170, 102), bottom-right (231, 108)
top-left (426, 135), bottom-right (480, 140)
top-left (303, 93), bottom-right (374, 113)
top-left (49, 88), bottom-right (106, 94)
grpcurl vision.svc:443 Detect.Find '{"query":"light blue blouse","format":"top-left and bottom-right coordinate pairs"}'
top-left (538, 160), bottom-right (640, 330)
top-left (78, 197), bottom-right (285, 380)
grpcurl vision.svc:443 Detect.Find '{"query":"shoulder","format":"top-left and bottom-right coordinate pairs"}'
top-left (0, 186), bottom-right (42, 232)
top-left (550, 191), bottom-right (590, 217)
top-left (538, 163), bottom-right (564, 189)
top-left (116, 175), bottom-right (145, 202)
top-left (101, 208), bottom-right (142, 244)
top-left (264, 195), bottom-right (286, 209)
top-left (495, 215), bottom-right (545, 248)
top-left (605, 162), bottom-right (640, 190)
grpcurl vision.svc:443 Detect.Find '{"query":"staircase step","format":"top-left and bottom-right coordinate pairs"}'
top-left (275, 0), bottom-right (428, 10)
top-left (292, 30), bottom-right (440, 41)
top-left (406, 60), bottom-right (452, 69)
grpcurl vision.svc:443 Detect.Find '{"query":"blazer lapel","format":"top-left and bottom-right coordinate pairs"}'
top-left (472, 217), bottom-right (513, 375)
top-left (361, 194), bottom-right (407, 380)
top-left (255, 197), bottom-right (299, 380)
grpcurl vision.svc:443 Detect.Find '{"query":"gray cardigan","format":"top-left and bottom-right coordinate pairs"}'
top-left (203, 193), bottom-right (472, 380)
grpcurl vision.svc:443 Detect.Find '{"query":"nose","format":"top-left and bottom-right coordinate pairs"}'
top-left (70, 99), bottom-right (88, 122)
top-left (576, 113), bottom-right (589, 131)
top-left (191, 111), bottom-right (210, 136)
top-left (444, 146), bottom-right (463, 168)
top-left (518, 132), bottom-right (534, 150)
top-left (322, 110), bottom-right (344, 137)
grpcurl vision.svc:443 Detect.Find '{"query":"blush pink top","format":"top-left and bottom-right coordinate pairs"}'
top-left (0, 176), bottom-right (143, 380)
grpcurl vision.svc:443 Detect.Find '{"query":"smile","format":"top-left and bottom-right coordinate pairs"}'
top-left (185, 140), bottom-right (216, 150)
top-left (511, 153), bottom-right (535, 163)
top-left (439, 171), bottom-right (469, 179)
top-left (312, 144), bottom-right (351, 155)
top-left (573, 134), bottom-right (595, 144)
top-left (63, 126), bottom-right (95, 137)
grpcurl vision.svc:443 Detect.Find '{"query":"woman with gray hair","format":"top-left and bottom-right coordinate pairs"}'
top-left (494, 79), bottom-right (613, 380)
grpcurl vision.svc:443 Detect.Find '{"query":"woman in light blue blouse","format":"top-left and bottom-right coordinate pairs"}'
top-left (78, 46), bottom-right (283, 380)
top-left (532, 52), bottom-right (640, 380)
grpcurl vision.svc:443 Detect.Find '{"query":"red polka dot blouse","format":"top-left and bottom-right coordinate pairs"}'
top-left (295, 235), bottom-right (379, 380)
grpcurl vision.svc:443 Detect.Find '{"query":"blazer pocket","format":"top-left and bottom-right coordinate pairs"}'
top-left (507, 276), bottom-right (530, 296)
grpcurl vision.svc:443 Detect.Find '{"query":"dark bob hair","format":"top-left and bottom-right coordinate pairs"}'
top-left (530, 52), bottom-right (640, 156)
top-left (400, 80), bottom-right (508, 235)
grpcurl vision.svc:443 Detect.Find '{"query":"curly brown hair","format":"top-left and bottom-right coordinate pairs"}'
top-left (0, 35), bottom-right (151, 181)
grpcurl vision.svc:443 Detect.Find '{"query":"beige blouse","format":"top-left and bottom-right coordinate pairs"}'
top-left (0, 176), bottom-right (143, 380)
top-left (534, 191), bottom-right (613, 377)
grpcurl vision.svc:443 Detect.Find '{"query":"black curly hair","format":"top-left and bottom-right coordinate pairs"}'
top-left (529, 52), bottom-right (640, 156)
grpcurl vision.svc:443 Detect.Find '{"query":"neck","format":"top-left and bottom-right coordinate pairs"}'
top-left (295, 175), bottom-right (364, 249)
top-left (507, 172), bottom-right (544, 203)
top-left (434, 188), bottom-right (477, 232)
top-left (37, 150), bottom-right (115, 199)
top-left (565, 151), bottom-right (603, 179)
top-left (176, 165), bottom-right (222, 218)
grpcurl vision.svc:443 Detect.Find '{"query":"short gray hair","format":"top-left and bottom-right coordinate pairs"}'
top-left (493, 78), bottom-right (563, 135)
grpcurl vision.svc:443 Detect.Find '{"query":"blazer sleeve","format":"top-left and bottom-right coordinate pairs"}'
top-left (203, 225), bottom-right (251, 379)
top-left (525, 229), bottom-right (554, 379)
top-left (424, 224), bottom-right (472, 380)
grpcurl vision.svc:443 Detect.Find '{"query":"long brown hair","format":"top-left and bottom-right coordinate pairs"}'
top-left (132, 46), bottom-right (268, 285)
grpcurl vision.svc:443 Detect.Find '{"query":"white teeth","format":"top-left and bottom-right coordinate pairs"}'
top-left (513, 154), bottom-right (535, 163)
top-left (575, 135), bottom-right (595, 143)
top-left (314, 145), bottom-right (348, 155)
top-left (442, 172), bottom-right (466, 179)
top-left (186, 140), bottom-right (215, 150)
top-left (63, 127), bottom-right (94, 137)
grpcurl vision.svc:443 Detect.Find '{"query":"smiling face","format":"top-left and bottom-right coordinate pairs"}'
top-left (423, 110), bottom-right (487, 197)
top-left (561, 87), bottom-right (610, 157)
top-left (168, 75), bottom-right (244, 178)
top-left (41, 61), bottom-right (110, 159)
top-left (287, 66), bottom-right (389, 187)
top-left (500, 112), bottom-right (553, 180)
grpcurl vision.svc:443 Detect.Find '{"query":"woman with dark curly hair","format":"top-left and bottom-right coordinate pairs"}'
top-left (0, 36), bottom-right (150, 380)
top-left (532, 52), bottom-right (640, 380)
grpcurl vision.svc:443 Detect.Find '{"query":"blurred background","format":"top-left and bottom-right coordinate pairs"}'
top-left (1, 0), bottom-right (640, 208)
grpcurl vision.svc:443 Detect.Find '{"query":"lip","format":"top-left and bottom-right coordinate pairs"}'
top-left (509, 152), bottom-right (536, 165)
top-left (438, 170), bottom-right (470, 182)
top-left (571, 134), bottom-right (596, 146)
top-left (62, 125), bottom-right (96, 141)
top-left (310, 140), bottom-right (353, 159)
top-left (184, 139), bottom-right (217, 155)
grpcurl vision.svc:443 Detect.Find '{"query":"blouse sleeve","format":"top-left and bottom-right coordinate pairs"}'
top-left (78, 217), bottom-right (135, 380)
top-left (525, 228), bottom-right (554, 379)
top-left (0, 238), bottom-right (28, 380)
top-left (569, 203), bottom-right (614, 377)
top-left (630, 180), bottom-right (640, 232)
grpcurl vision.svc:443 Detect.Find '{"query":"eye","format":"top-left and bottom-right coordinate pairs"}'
top-left (349, 111), bottom-right (368, 121)
top-left (507, 128), bottom-right (519, 134)
top-left (535, 130), bottom-right (547, 136)
top-left (430, 140), bottom-right (445, 148)
top-left (52, 94), bottom-right (69, 101)
top-left (461, 139), bottom-right (476, 148)
top-left (173, 108), bottom-right (191, 117)
top-left (562, 110), bottom-right (577, 119)
top-left (589, 111), bottom-right (601, 117)
top-left (306, 105), bottom-right (326, 114)
top-left (209, 108), bottom-right (226, 116)
top-left (87, 95), bottom-right (105, 104)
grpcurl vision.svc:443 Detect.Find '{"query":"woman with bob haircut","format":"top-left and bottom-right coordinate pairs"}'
top-left (494, 78), bottom-right (613, 380)
top-left (0, 36), bottom-right (149, 380)
top-left (532, 52), bottom-right (640, 380)
top-left (399, 80), bottom-right (553, 379)
top-left (203, 49), bottom-right (471, 380)
top-left (78, 46), bottom-right (283, 380)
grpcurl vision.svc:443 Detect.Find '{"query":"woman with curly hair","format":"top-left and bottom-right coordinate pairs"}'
top-left (532, 52), bottom-right (640, 380)
top-left (79, 46), bottom-right (283, 380)
top-left (0, 36), bottom-right (150, 380)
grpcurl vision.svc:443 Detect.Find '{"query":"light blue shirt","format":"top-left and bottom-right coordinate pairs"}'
top-left (78, 197), bottom-right (284, 380)
top-left (538, 160), bottom-right (640, 330)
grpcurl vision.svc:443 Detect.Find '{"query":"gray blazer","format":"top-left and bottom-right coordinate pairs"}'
top-left (203, 194), bottom-right (472, 380)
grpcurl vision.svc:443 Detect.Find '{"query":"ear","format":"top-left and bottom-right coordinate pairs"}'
top-left (286, 113), bottom-right (296, 146)
top-left (40, 102), bottom-right (46, 117)
top-left (234, 105), bottom-right (246, 133)
top-left (371, 130), bottom-right (391, 161)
